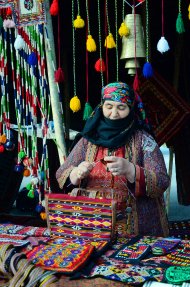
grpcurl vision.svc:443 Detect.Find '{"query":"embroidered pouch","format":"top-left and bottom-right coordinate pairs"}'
top-left (165, 266), bottom-right (190, 284)
top-left (151, 238), bottom-right (181, 255)
top-left (45, 193), bottom-right (116, 241)
top-left (26, 240), bottom-right (95, 274)
top-left (110, 243), bottom-right (151, 263)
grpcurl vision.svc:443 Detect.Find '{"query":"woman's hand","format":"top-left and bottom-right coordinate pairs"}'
top-left (104, 156), bottom-right (136, 183)
top-left (70, 161), bottom-right (94, 185)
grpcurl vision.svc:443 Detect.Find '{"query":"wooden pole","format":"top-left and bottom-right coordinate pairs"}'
top-left (44, 0), bottom-right (67, 164)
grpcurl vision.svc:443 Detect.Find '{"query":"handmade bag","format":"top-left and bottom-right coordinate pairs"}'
top-left (45, 190), bottom-right (116, 241)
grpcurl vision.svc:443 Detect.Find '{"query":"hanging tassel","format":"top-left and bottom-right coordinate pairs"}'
top-left (49, 0), bottom-right (59, 16)
top-left (54, 67), bottom-right (65, 82)
top-left (157, 36), bottom-right (170, 53)
top-left (83, 102), bottom-right (93, 121)
top-left (104, 33), bottom-right (116, 49)
top-left (133, 73), bottom-right (139, 92)
top-left (118, 22), bottom-right (130, 37)
top-left (188, 4), bottom-right (190, 20)
top-left (70, 96), bottom-right (81, 112)
top-left (14, 35), bottom-right (25, 50)
top-left (142, 62), bottom-right (154, 78)
top-left (86, 35), bottom-right (97, 52)
top-left (176, 13), bottom-right (185, 33)
top-left (28, 52), bottom-right (38, 66)
top-left (95, 58), bottom-right (106, 72)
top-left (73, 15), bottom-right (85, 28)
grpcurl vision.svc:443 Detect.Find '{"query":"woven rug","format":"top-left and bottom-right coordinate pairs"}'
top-left (169, 220), bottom-right (190, 239)
top-left (139, 72), bottom-right (190, 146)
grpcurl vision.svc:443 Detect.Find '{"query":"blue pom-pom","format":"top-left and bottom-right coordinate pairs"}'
top-left (14, 164), bottom-right (24, 173)
top-left (27, 52), bottom-right (38, 66)
top-left (143, 62), bottom-right (154, 78)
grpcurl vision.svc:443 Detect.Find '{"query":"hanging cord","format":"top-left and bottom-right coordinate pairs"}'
top-left (86, 0), bottom-right (90, 35)
top-left (97, 0), bottom-right (104, 87)
top-left (106, 0), bottom-right (111, 35)
top-left (145, 0), bottom-right (149, 62)
top-left (122, 0), bottom-right (125, 21)
top-left (86, 25), bottom-right (89, 103)
top-left (162, 0), bottom-right (164, 36)
top-left (72, 0), bottom-right (76, 96)
top-left (105, 0), bottom-right (109, 84)
top-left (115, 0), bottom-right (119, 81)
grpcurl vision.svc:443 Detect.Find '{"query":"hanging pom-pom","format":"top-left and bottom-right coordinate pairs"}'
top-left (6, 7), bottom-right (12, 16)
top-left (23, 168), bottom-right (31, 177)
top-left (73, 15), bottom-right (85, 28)
top-left (118, 22), bottom-right (130, 37)
top-left (27, 189), bottom-right (35, 198)
top-left (70, 96), bottom-right (81, 112)
top-left (14, 164), bottom-right (24, 173)
top-left (157, 36), bottom-right (170, 53)
top-left (176, 13), bottom-right (185, 33)
top-left (0, 145), bottom-right (5, 153)
top-left (3, 19), bottom-right (15, 28)
top-left (188, 4), bottom-right (190, 20)
top-left (4, 140), bottom-right (15, 151)
top-left (54, 67), bottom-right (65, 83)
top-left (95, 58), bottom-right (106, 72)
top-left (105, 33), bottom-right (116, 49)
top-left (142, 62), bottom-right (154, 78)
top-left (86, 35), bottom-right (97, 52)
top-left (40, 212), bottom-right (47, 220)
top-left (133, 73), bottom-right (140, 92)
top-left (83, 102), bottom-right (93, 121)
top-left (28, 52), bottom-right (38, 66)
top-left (18, 150), bottom-right (26, 160)
top-left (0, 134), bottom-right (7, 144)
top-left (49, 0), bottom-right (59, 16)
top-left (14, 35), bottom-right (25, 50)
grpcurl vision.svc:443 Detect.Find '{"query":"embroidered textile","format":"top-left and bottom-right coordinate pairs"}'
top-left (151, 238), bottom-right (181, 255)
top-left (165, 266), bottom-right (190, 284)
top-left (0, 224), bottom-right (50, 237)
top-left (26, 240), bottom-right (95, 274)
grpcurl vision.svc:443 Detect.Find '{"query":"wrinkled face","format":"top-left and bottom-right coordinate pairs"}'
top-left (102, 100), bottom-right (130, 119)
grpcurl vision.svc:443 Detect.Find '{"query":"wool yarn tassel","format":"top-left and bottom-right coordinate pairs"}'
top-left (176, 0), bottom-right (185, 33)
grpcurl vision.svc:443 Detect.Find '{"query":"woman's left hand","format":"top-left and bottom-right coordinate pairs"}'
top-left (104, 156), bottom-right (135, 182)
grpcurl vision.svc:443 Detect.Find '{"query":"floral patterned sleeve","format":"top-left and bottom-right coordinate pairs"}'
top-left (56, 137), bottom-right (89, 189)
top-left (134, 131), bottom-right (170, 198)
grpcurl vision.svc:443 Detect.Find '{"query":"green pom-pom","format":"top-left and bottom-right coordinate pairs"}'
top-left (18, 150), bottom-right (26, 160)
top-left (83, 102), bottom-right (93, 121)
top-left (0, 17), bottom-right (3, 29)
top-left (176, 13), bottom-right (185, 34)
top-left (27, 189), bottom-right (34, 198)
top-left (26, 183), bottom-right (32, 191)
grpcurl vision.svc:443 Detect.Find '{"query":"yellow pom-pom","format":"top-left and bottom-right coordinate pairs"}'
top-left (40, 212), bottom-right (47, 220)
top-left (70, 96), bottom-right (81, 112)
top-left (118, 22), bottom-right (130, 37)
top-left (86, 35), bottom-right (96, 52)
top-left (0, 134), bottom-right (7, 144)
top-left (73, 15), bottom-right (85, 28)
top-left (104, 33), bottom-right (116, 49)
top-left (188, 4), bottom-right (190, 20)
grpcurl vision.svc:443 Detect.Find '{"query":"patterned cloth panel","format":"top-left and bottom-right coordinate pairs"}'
top-left (46, 193), bottom-right (116, 241)
top-left (0, 223), bottom-right (50, 237)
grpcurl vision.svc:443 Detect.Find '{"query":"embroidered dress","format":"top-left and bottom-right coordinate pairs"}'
top-left (56, 130), bottom-right (170, 237)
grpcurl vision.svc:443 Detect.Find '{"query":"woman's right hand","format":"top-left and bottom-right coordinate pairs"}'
top-left (69, 161), bottom-right (94, 185)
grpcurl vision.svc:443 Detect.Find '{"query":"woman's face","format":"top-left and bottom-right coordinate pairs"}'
top-left (102, 100), bottom-right (130, 120)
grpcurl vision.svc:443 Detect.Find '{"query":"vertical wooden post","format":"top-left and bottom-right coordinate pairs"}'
top-left (44, 0), bottom-right (67, 164)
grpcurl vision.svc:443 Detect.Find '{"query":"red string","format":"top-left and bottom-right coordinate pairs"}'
top-left (162, 0), bottom-right (164, 36)
top-left (104, 0), bottom-right (108, 85)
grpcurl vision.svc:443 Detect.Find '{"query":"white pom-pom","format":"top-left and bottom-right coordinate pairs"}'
top-left (157, 36), bottom-right (170, 54)
top-left (3, 19), bottom-right (15, 28)
top-left (14, 35), bottom-right (25, 50)
top-left (31, 177), bottom-right (39, 185)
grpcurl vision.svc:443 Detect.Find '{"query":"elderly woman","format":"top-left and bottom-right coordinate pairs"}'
top-left (56, 82), bottom-right (170, 237)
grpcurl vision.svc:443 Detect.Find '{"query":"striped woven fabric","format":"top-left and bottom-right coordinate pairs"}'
top-left (45, 193), bottom-right (116, 241)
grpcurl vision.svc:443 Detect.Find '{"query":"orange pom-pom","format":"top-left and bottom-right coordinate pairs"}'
top-left (23, 168), bottom-right (31, 177)
top-left (49, 0), bottom-right (59, 16)
top-left (54, 67), bottom-right (64, 82)
top-left (40, 212), bottom-right (47, 220)
top-left (95, 58), bottom-right (106, 72)
top-left (0, 134), bottom-right (7, 144)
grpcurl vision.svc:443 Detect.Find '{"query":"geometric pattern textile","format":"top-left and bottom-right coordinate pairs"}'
top-left (0, 223), bottom-right (50, 237)
top-left (26, 240), bottom-right (95, 274)
top-left (45, 193), bottom-right (116, 241)
top-left (139, 72), bottom-right (190, 146)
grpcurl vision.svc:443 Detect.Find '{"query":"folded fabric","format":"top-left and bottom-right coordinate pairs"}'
top-left (165, 266), bottom-right (190, 284)
top-left (110, 243), bottom-right (151, 262)
top-left (151, 238), bottom-right (181, 255)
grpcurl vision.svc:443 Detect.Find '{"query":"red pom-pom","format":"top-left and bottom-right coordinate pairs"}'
top-left (95, 59), bottom-right (106, 72)
top-left (49, 0), bottom-right (59, 16)
top-left (0, 145), bottom-right (5, 153)
top-left (54, 67), bottom-right (64, 83)
top-left (6, 7), bottom-right (12, 16)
